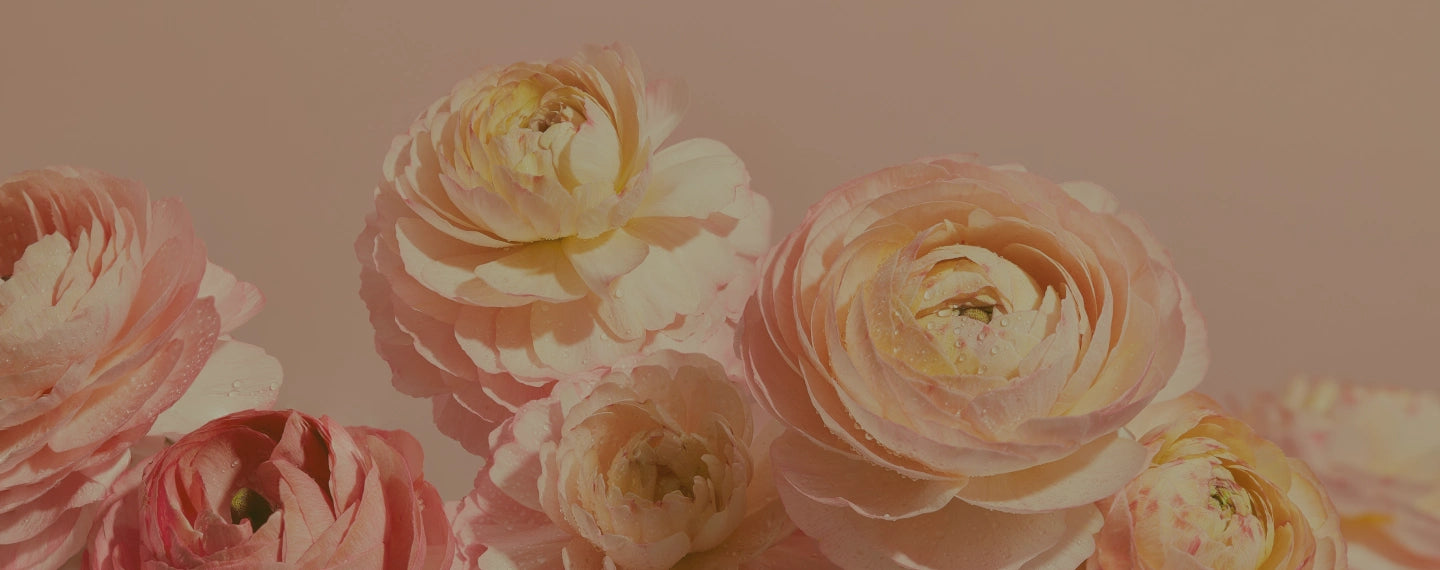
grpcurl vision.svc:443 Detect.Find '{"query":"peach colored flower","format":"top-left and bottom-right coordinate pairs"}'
top-left (1089, 393), bottom-right (1346, 569)
top-left (84, 409), bottom-right (452, 569)
top-left (0, 167), bottom-right (280, 570)
top-left (451, 351), bottom-right (831, 569)
top-left (738, 156), bottom-right (1209, 568)
top-left (357, 44), bottom-right (770, 456)
top-left (1239, 377), bottom-right (1439, 569)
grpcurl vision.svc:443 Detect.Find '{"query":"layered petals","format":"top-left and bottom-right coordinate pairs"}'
top-left (0, 167), bottom-right (280, 570)
top-left (1240, 377), bottom-right (1439, 569)
top-left (82, 409), bottom-right (452, 569)
top-left (1088, 393), bottom-right (1347, 569)
top-left (450, 352), bottom-right (832, 569)
top-left (737, 156), bottom-right (1208, 567)
top-left (357, 44), bottom-right (770, 456)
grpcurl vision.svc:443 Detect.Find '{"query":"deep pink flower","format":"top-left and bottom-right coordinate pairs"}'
top-left (0, 167), bottom-right (280, 570)
top-left (84, 409), bottom-right (452, 569)
top-left (738, 156), bottom-right (1208, 568)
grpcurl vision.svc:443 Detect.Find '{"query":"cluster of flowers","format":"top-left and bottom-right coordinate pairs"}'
top-left (2, 44), bottom-right (1435, 570)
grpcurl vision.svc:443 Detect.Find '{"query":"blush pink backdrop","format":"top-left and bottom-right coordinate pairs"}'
top-left (3, 2), bottom-right (1436, 498)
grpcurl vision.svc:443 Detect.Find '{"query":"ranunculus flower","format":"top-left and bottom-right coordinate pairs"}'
top-left (738, 156), bottom-right (1208, 568)
top-left (1089, 392), bottom-right (1346, 569)
top-left (0, 167), bottom-right (281, 570)
top-left (451, 351), bottom-right (831, 569)
top-left (1240, 377), bottom-right (1438, 569)
top-left (84, 409), bottom-right (453, 569)
top-left (357, 44), bottom-right (771, 455)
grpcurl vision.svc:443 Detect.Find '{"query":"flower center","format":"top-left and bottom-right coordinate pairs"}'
top-left (228, 487), bottom-right (274, 532)
top-left (612, 429), bottom-right (713, 503)
top-left (528, 98), bottom-right (584, 134)
top-left (1130, 456), bottom-right (1269, 569)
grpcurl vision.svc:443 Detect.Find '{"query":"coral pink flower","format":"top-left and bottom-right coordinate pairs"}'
top-left (84, 409), bottom-right (453, 569)
top-left (1240, 377), bottom-right (1439, 569)
top-left (451, 351), bottom-right (831, 569)
top-left (356, 44), bottom-right (770, 456)
top-left (1089, 392), bottom-right (1346, 569)
top-left (738, 156), bottom-right (1208, 568)
top-left (0, 167), bottom-right (280, 570)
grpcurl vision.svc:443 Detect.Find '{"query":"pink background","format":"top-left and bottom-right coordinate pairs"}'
top-left (3, 2), bottom-right (1437, 499)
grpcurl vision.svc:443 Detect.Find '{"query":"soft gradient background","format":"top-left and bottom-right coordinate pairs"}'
top-left (3, 2), bottom-right (1436, 499)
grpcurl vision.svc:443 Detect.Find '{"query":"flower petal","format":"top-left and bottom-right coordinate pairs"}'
top-left (777, 475), bottom-right (1102, 570)
top-left (954, 432), bottom-right (1147, 514)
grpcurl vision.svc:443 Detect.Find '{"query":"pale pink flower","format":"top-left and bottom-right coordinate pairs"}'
top-left (738, 156), bottom-right (1209, 568)
top-left (1240, 377), bottom-right (1439, 569)
top-left (356, 44), bottom-right (770, 455)
top-left (0, 167), bottom-right (281, 570)
top-left (84, 409), bottom-right (453, 569)
top-left (1089, 392), bottom-right (1346, 569)
top-left (451, 351), bottom-right (831, 569)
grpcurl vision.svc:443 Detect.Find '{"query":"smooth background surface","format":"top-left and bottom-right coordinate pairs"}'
top-left (3, 2), bottom-right (1437, 499)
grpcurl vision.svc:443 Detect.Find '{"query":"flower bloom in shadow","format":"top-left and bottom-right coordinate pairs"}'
top-left (0, 167), bottom-right (280, 570)
top-left (1241, 377), bottom-right (1437, 569)
top-left (738, 156), bottom-right (1208, 568)
top-left (84, 409), bottom-right (452, 569)
top-left (451, 351), bottom-right (830, 569)
top-left (1089, 392), bottom-right (1346, 569)
top-left (357, 44), bottom-right (770, 456)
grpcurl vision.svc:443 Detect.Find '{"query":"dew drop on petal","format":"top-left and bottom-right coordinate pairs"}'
top-left (1000, 317), bottom-right (1011, 327)
top-left (231, 380), bottom-right (241, 389)
top-left (990, 346), bottom-right (999, 355)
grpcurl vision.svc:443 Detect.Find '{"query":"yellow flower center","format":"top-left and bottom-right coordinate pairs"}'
top-left (610, 428), bottom-right (715, 503)
top-left (908, 256), bottom-right (1055, 377)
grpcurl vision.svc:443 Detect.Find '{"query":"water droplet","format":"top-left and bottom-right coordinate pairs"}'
top-left (978, 365), bottom-right (988, 374)
top-left (956, 352), bottom-right (966, 362)
top-left (1000, 317), bottom-right (1011, 327)
top-left (231, 460), bottom-right (240, 468)
top-left (936, 308), bottom-right (954, 317)
top-left (978, 328), bottom-right (989, 340)
top-left (613, 290), bottom-right (624, 298)
top-left (227, 390), bottom-right (239, 397)
top-left (231, 380), bottom-right (241, 389)
top-left (989, 346), bottom-right (999, 355)
top-left (927, 322), bottom-right (940, 331)
top-left (268, 382), bottom-right (279, 390)
top-left (953, 338), bottom-right (965, 348)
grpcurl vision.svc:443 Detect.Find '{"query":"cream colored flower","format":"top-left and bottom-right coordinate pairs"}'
top-left (739, 156), bottom-right (1207, 568)
top-left (358, 44), bottom-right (769, 455)
top-left (1241, 377), bottom-right (1440, 569)
top-left (1090, 393), bottom-right (1346, 569)
top-left (450, 352), bottom-right (829, 569)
